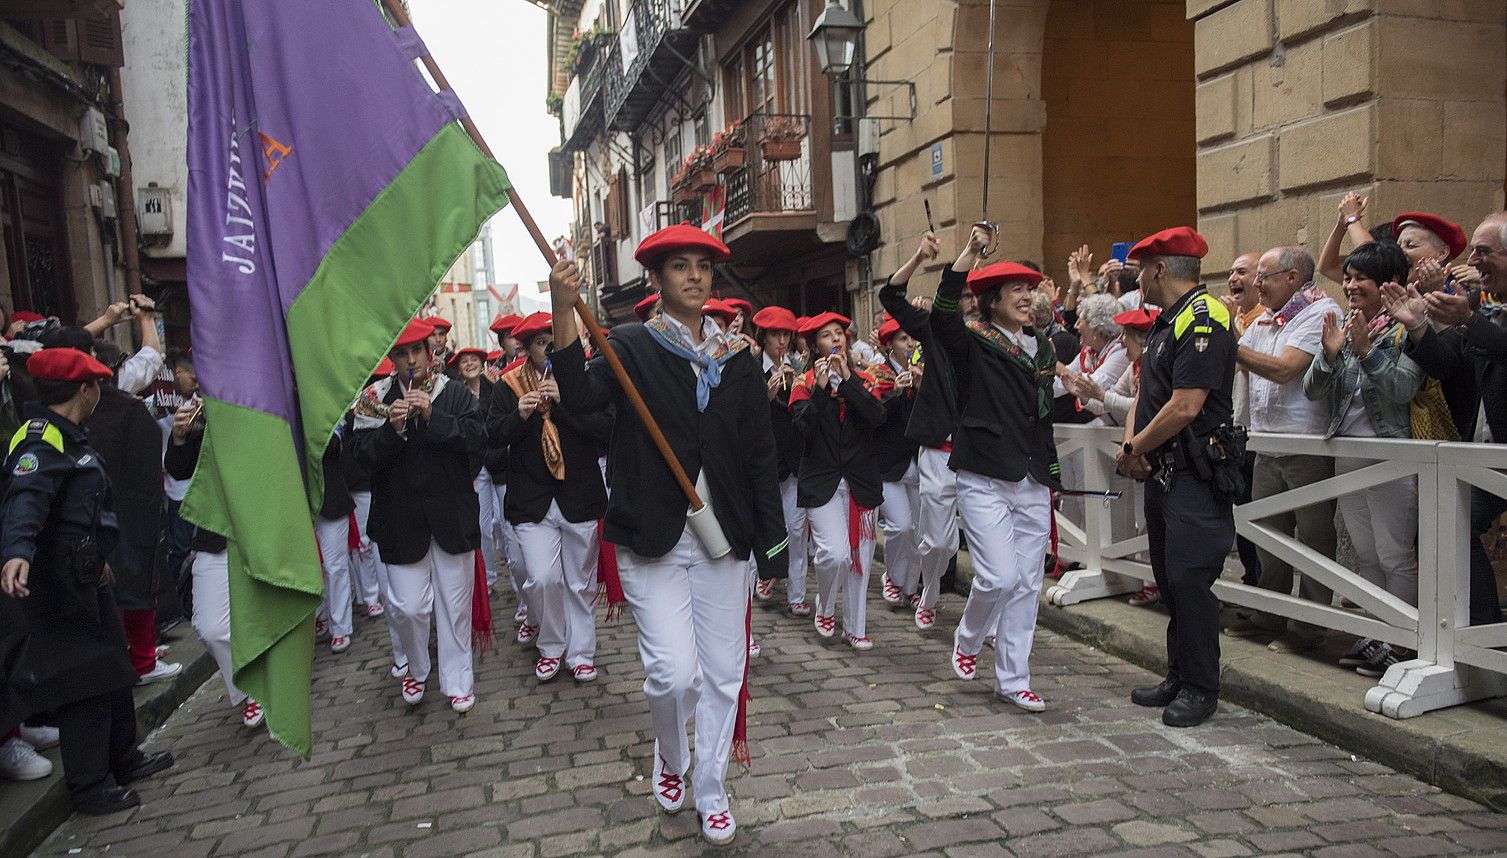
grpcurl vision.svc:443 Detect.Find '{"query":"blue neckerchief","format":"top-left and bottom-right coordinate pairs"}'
top-left (644, 319), bottom-right (745, 411)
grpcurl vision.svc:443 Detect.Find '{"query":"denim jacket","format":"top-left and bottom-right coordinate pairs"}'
top-left (1302, 321), bottom-right (1421, 439)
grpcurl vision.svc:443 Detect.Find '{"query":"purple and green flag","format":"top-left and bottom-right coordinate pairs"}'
top-left (185, 0), bottom-right (511, 755)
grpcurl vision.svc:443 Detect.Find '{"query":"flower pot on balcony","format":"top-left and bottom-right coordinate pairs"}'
top-left (690, 169), bottom-right (717, 192)
top-left (712, 146), bottom-right (746, 173)
top-left (760, 138), bottom-right (801, 162)
top-left (672, 183), bottom-right (697, 204)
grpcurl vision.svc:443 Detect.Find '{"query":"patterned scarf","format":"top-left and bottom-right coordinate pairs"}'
top-left (1478, 292), bottom-right (1507, 318)
top-left (1261, 283), bottom-right (1327, 327)
top-left (965, 321), bottom-right (1056, 418)
top-left (787, 365), bottom-right (878, 422)
top-left (502, 361), bottom-right (564, 481)
top-left (644, 317), bottom-right (747, 411)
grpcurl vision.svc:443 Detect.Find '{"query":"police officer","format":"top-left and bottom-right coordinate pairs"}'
top-left (1114, 227), bottom-right (1240, 728)
top-left (0, 348), bottom-right (174, 813)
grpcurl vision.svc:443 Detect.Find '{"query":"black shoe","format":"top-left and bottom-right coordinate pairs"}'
top-left (1131, 678), bottom-right (1181, 708)
top-left (1162, 689), bottom-right (1218, 727)
top-left (116, 750), bottom-right (174, 786)
top-left (73, 784), bottom-right (140, 815)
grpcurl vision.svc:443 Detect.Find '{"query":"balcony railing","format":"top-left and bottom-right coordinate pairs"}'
top-left (561, 49), bottom-right (607, 152)
top-left (602, 0), bottom-right (692, 132)
top-left (725, 113), bottom-right (814, 226)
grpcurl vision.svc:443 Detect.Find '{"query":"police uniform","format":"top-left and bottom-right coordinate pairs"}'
top-left (1125, 227), bottom-right (1238, 727)
top-left (0, 349), bottom-right (172, 813)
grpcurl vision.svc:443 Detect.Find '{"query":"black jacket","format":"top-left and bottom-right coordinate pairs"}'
top-left (1401, 315), bottom-right (1491, 441)
top-left (85, 384), bottom-right (164, 611)
top-left (549, 329), bottom-right (787, 576)
top-left (0, 407), bottom-right (137, 725)
top-left (486, 369), bottom-right (608, 525)
top-left (318, 433), bottom-right (356, 521)
top-left (765, 361), bottom-right (803, 481)
top-left (472, 378), bottom-right (509, 480)
top-left (163, 429), bottom-right (228, 554)
top-left (879, 274), bottom-right (961, 448)
top-left (871, 357), bottom-right (920, 483)
top-left (792, 371), bottom-right (886, 509)
top-left (934, 267), bottom-right (1061, 488)
top-left (350, 378), bottom-right (483, 565)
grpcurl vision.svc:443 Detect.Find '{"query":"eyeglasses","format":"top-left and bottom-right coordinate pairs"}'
top-left (1253, 268), bottom-right (1296, 283)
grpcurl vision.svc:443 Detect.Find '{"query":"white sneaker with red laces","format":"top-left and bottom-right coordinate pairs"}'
top-left (754, 579), bottom-right (775, 601)
top-left (400, 675), bottom-right (425, 705)
top-left (154, 643), bottom-right (171, 659)
top-left (513, 606), bottom-right (527, 623)
top-left (449, 694), bottom-right (475, 713)
top-left (573, 664), bottom-right (598, 683)
top-left (914, 606), bottom-right (936, 630)
top-left (747, 639), bottom-right (762, 658)
top-left (314, 618), bottom-right (329, 640)
top-left (844, 633), bottom-right (874, 651)
top-left (952, 632), bottom-right (978, 680)
top-left (789, 601), bottom-right (812, 617)
top-left (881, 573), bottom-right (903, 605)
top-left (366, 603), bottom-right (385, 618)
top-left (651, 742), bottom-right (685, 814)
top-left (701, 809), bottom-right (736, 845)
top-left (985, 634), bottom-right (997, 649)
top-left (1002, 689), bottom-right (1046, 712)
top-left (516, 623), bottom-right (538, 646)
top-left (813, 613), bottom-right (837, 638)
top-left (330, 635), bottom-right (351, 654)
top-left (1128, 585), bottom-right (1160, 607)
top-left (535, 656), bottom-right (562, 681)
top-left (241, 699), bottom-right (264, 729)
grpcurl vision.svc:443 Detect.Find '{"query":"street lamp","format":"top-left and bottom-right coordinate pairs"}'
top-left (807, 0), bottom-right (862, 76)
top-left (806, 0), bottom-right (915, 121)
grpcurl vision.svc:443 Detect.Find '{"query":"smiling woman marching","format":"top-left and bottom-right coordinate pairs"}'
top-left (933, 225), bottom-right (1062, 712)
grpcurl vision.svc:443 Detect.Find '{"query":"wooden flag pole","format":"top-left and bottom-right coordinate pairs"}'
top-left (379, 0), bottom-right (705, 511)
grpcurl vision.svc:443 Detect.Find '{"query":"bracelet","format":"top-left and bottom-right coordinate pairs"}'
top-left (1344, 215), bottom-right (1361, 226)
top-left (1406, 316), bottom-right (1430, 333)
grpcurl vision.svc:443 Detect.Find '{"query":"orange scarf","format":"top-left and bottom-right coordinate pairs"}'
top-left (502, 361), bottom-right (565, 481)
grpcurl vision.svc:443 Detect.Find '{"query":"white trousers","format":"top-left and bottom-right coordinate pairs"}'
top-left (189, 550), bottom-right (246, 706)
top-left (779, 476), bottom-right (810, 606)
top-left (880, 460), bottom-right (922, 595)
top-left (955, 470), bottom-right (1052, 693)
top-left (1335, 456), bottom-right (1420, 606)
top-left (351, 491), bottom-right (382, 607)
top-left (386, 541), bottom-right (474, 697)
top-left (619, 529), bottom-right (751, 816)
top-left (314, 516), bottom-right (354, 637)
top-left (494, 483), bottom-right (529, 616)
top-left (515, 502), bottom-right (600, 667)
top-left (916, 446), bottom-right (960, 609)
top-left (475, 470), bottom-right (502, 586)
top-left (808, 479), bottom-right (876, 638)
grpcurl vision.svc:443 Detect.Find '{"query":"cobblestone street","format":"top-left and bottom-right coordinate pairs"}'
top-left (36, 585), bottom-right (1507, 857)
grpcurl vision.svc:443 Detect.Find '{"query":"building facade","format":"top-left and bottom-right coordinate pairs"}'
top-left (545, 0), bottom-right (1505, 314)
top-left (1, 2), bottom-right (131, 332)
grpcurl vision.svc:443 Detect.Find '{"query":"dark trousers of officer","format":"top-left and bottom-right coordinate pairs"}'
top-left (55, 684), bottom-right (138, 801)
top-left (1235, 452), bottom-right (1261, 585)
top-left (1145, 471), bottom-right (1235, 696)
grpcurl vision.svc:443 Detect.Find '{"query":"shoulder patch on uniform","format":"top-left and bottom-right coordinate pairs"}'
top-left (12, 453), bottom-right (38, 476)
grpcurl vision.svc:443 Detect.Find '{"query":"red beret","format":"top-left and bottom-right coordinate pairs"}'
top-left (877, 315), bottom-right (904, 343)
top-left (702, 299), bottom-right (738, 321)
top-left (490, 313), bottom-right (524, 335)
top-left (28, 347), bottom-right (113, 382)
top-left (486, 349), bottom-right (502, 362)
top-left (511, 312), bottom-right (553, 343)
top-left (966, 261), bottom-right (1044, 296)
top-left (723, 298), bottom-right (753, 319)
top-left (1392, 212), bottom-right (1467, 260)
top-left (447, 347), bottom-right (487, 367)
top-left (752, 306), bottom-right (798, 332)
top-left (633, 294), bottom-right (659, 321)
top-left (392, 318), bottom-right (434, 348)
top-left (1128, 226), bottom-right (1208, 261)
top-left (10, 311), bottom-right (44, 324)
top-left (427, 316), bottom-right (452, 332)
top-left (798, 311), bottom-right (851, 337)
top-left (1113, 308), bottom-right (1161, 332)
top-left (634, 224), bottom-right (731, 267)
top-left (373, 357), bottom-right (395, 377)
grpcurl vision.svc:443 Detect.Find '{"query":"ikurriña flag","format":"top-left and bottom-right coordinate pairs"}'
top-left (184, 0), bottom-right (511, 755)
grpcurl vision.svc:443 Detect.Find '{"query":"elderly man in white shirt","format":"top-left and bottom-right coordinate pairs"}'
top-left (1229, 247), bottom-right (1338, 652)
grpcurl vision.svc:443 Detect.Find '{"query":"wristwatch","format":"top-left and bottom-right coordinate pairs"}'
top-left (1343, 215), bottom-right (1362, 226)
top-left (1122, 441), bottom-right (1136, 456)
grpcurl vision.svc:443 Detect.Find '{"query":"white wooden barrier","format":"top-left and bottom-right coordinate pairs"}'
top-left (1044, 424), bottom-right (1507, 718)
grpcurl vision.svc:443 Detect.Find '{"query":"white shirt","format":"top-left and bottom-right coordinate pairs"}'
top-left (660, 312), bottom-right (726, 379)
top-left (116, 345), bottom-right (165, 396)
top-left (1239, 294), bottom-right (1340, 438)
top-left (850, 339), bottom-right (879, 365)
top-left (1053, 339), bottom-right (1129, 400)
top-left (994, 323), bottom-right (1038, 357)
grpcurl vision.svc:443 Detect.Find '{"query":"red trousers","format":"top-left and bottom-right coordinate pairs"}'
top-left (120, 609), bottom-right (156, 675)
